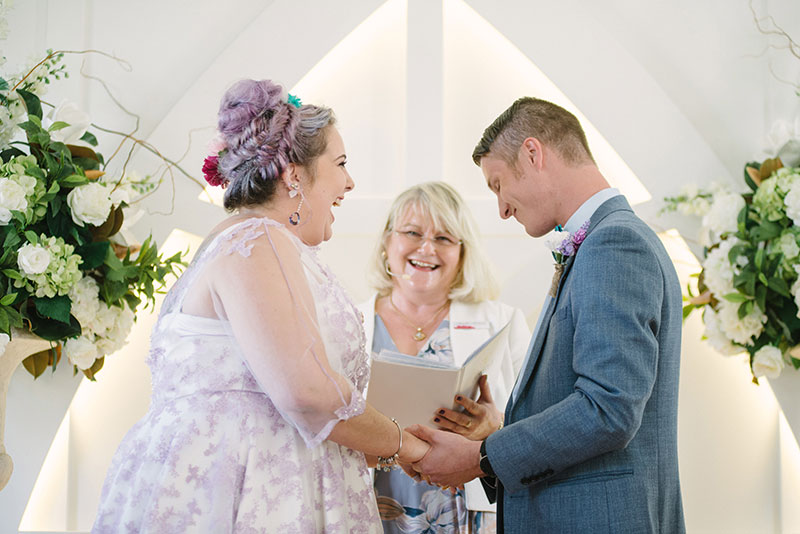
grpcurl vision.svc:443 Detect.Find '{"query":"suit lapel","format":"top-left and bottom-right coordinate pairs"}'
top-left (507, 254), bottom-right (576, 415)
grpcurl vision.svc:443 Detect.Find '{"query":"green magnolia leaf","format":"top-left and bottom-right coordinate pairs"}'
top-left (80, 131), bottom-right (98, 146)
top-left (48, 121), bottom-right (70, 132)
top-left (33, 295), bottom-right (72, 324)
top-left (743, 162), bottom-right (760, 192)
top-left (29, 313), bottom-right (81, 341)
top-left (0, 147), bottom-right (26, 161)
top-left (0, 293), bottom-right (17, 306)
top-left (17, 89), bottom-right (43, 119)
top-left (22, 350), bottom-right (51, 379)
top-left (0, 308), bottom-right (8, 333)
top-left (0, 77), bottom-right (8, 91)
top-left (792, 357), bottom-right (800, 370)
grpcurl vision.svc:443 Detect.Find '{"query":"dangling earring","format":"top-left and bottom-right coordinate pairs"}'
top-left (289, 184), bottom-right (303, 226)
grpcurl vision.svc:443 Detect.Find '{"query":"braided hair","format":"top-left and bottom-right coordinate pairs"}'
top-left (216, 79), bottom-right (336, 210)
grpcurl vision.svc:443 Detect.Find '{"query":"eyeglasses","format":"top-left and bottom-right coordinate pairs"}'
top-left (393, 229), bottom-right (462, 249)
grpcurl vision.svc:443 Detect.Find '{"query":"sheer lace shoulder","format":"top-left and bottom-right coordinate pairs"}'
top-left (159, 217), bottom-right (297, 317)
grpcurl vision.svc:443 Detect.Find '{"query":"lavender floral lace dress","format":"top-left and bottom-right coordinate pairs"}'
top-left (93, 218), bottom-right (381, 533)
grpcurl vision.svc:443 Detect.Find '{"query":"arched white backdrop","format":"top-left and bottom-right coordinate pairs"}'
top-left (3, 1), bottom-right (800, 532)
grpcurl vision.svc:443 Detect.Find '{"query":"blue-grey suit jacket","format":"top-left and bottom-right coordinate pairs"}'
top-left (484, 196), bottom-right (685, 533)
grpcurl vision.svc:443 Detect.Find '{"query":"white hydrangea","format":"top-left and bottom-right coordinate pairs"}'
top-left (0, 206), bottom-right (10, 225)
top-left (702, 192), bottom-right (745, 242)
top-left (717, 301), bottom-right (767, 346)
top-left (68, 276), bottom-right (101, 329)
top-left (0, 177), bottom-right (28, 212)
top-left (95, 305), bottom-right (134, 356)
top-left (752, 345), bottom-right (785, 379)
top-left (67, 182), bottom-right (113, 227)
top-left (64, 336), bottom-right (98, 370)
top-left (702, 306), bottom-right (744, 356)
top-left (702, 238), bottom-right (742, 297)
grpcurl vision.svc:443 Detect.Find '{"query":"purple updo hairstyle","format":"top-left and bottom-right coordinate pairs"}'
top-left (216, 79), bottom-right (336, 211)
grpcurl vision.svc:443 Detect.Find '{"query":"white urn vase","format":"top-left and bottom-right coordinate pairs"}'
top-left (0, 329), bottom-right (50, 491)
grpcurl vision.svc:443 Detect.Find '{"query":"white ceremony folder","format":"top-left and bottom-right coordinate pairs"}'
top-left (366, 321), bottom-right (511, 429)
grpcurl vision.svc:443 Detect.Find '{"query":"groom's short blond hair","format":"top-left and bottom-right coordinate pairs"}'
top-left (472, 97), bottom-right (595, 168)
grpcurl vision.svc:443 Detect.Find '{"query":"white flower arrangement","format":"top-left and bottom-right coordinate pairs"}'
top-left (0, 47), bottom-right (185, 380)
top-left (664, 157), bottom-right (800, 383)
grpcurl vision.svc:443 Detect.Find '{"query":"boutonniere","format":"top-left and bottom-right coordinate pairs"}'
top-left (545, 220), bottom-right (590, 297)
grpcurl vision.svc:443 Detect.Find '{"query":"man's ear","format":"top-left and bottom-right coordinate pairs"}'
top-left (520, 137), bottom-right (543, 170)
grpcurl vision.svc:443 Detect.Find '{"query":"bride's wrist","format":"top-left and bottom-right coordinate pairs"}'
top-left (376, 418), bottom-right (403, 471)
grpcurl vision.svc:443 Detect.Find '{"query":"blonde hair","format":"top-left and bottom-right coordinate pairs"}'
top-left (367, 182), bottom-right (499, 303)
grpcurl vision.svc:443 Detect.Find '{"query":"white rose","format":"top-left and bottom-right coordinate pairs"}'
top-left (702, 192), bottom-right (744, 239)
top-left (0, 207), bottom-right (11, 225)
top-left (0, 333), bottom-right (9, 356)
top-left (46, 100), bottom-right (91, 145)
top-left (17, 243), bottom-right (51, 275)
top-left (0, 177), bottom-right (28, 211)
top-left (64, 336), bottom-right (98, 370)
top-left (67, 182), bottom-right (113, 227)
top-left (752, 345), bottom-right (785, 379)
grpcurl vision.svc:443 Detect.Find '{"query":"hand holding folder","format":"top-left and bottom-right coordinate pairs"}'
top-left (366, 322), bottom-right (511, 429)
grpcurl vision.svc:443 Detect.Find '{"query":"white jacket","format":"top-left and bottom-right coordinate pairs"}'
top-left (358, 294), bottom-right (530, 511)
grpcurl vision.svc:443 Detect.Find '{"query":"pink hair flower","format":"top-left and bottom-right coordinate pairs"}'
top-left (202, 155), bottom-right (228, 188)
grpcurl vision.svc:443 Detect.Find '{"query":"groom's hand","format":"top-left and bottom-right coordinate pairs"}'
top-left (406, 424), bottom-right (484, 488)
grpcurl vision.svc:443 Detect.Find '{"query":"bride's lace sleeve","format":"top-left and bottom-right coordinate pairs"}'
top-left (208, 221), bottom-right (364, 447)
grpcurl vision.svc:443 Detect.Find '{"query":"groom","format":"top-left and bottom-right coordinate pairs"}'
top-left (408, 98), bottom-right (685, 533)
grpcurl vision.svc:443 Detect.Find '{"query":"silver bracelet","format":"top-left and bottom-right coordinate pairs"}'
top-left (376, 417), bottom-right (403, 472)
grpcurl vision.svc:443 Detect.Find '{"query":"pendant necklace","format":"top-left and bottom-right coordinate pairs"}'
top-left (388, 295), bottom-right (450, 342)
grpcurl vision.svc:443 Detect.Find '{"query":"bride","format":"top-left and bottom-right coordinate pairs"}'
top-left (93, 79), bottom-right (428, 533)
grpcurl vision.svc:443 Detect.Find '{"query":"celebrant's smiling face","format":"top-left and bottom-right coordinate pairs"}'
top-left (297, 127), bottom-right (353, 245)
top-left (384, 208), bottom-right (462, 296)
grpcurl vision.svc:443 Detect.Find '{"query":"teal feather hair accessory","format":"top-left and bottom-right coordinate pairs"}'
top-left (287, 93), bottom-right (302, 108)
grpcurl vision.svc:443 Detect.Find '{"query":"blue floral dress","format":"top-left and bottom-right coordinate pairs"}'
top-left (372, 315), bottom-right (496, 534)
